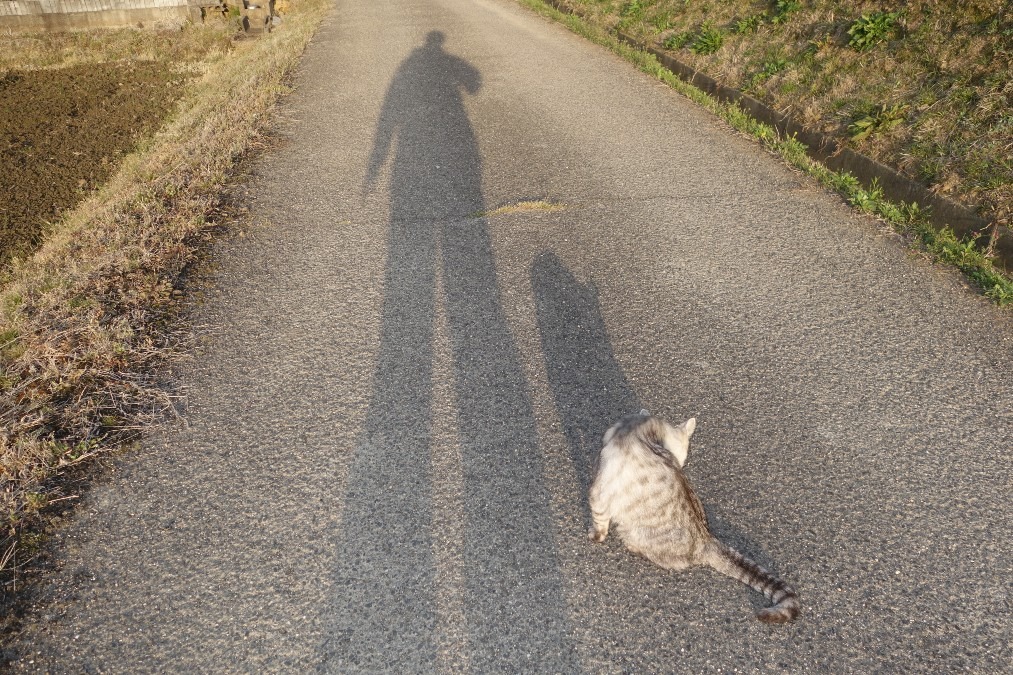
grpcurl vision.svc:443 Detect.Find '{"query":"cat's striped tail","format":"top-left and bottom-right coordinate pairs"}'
top-left (705, 540), bottom-right (800, 624)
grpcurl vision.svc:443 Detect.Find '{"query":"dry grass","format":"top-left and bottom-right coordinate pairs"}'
top-left (0, 0), bottom-right (331, 591)
top-left (0, 18), bottom-right (235, 71)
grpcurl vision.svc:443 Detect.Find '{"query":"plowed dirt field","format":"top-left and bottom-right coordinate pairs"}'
top-left (0, 62), bottom-right (184, 267)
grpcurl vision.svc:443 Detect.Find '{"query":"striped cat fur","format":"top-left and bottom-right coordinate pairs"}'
top-left (588, 410), bottom-right (800, 624)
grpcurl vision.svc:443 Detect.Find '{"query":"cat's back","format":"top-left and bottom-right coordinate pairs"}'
top-left (599, 417), bottom-right (698, 529)
top-left (594, 414), bottom-right (712, 566)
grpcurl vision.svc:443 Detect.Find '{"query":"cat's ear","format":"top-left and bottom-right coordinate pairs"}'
top-left (681, 417), bottom-right (696, 437)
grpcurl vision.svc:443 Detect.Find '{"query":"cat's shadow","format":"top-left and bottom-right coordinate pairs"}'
top-left (531, 251), bottom-right (640, 502)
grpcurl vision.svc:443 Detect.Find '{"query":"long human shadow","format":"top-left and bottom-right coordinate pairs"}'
top-left (531, 252), bottom-right (641, 501)
top-left (323, 32), bottom-right (575, 671)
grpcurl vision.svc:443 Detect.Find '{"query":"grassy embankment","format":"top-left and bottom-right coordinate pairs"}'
top-left (521, 0), bottom-right (1013, 304)
top-left (0, 0), bottom-right (331, 588)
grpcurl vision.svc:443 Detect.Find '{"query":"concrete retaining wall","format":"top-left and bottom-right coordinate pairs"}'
top-left (0, 0), bottom-right (201, 31)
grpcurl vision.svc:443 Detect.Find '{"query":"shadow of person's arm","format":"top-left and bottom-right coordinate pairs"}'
top-left (364, 124), bottom-right (393, 195)
top-left (456, 57), bottom-right (482, 96)
top-left (363, 74), bottom-right (403, 195)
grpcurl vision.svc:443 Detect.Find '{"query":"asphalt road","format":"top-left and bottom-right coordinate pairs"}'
top-left (8, 0), bottom-right (1012, 671)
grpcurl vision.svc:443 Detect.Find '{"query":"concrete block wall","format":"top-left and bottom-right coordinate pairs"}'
top-left (0, 0), bottom-right (202, 31)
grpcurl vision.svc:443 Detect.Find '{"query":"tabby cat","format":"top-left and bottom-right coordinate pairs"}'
top-left (588, 410), bottom-right (800, 623)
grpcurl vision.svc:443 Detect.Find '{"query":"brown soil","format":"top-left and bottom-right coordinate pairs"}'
top-left (0, 61), bottom-right (186, 267)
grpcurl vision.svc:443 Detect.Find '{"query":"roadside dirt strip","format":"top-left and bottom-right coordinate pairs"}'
top-left (8, 0), bottom-right (1011, 671)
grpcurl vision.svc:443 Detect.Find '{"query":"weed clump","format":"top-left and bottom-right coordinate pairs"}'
top-left (734, 13), bottom-right (765, 34)
top-left (663, 31), bottom-right (694, 50)
top-left (691, 23), bottom-right (724, 55)
top-left (662, 23), bottom-right (724, 55)
top-left (770, 0), bottom-right (802, 25)
top-left (848, 11), bottom-right (902, 51)
top-left (848, 103), bottom-right (908, 141)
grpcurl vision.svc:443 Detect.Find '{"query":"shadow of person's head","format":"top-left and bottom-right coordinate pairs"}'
top-left (426, 30), bottom-right (445, 48)
top-left (364, 30), bottom-right (482, 203)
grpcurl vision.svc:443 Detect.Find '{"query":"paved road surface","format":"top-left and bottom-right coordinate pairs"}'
top-left (9, 0), bottom-right (1012, 671)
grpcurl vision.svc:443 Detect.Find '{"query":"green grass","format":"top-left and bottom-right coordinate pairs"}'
top-left (750, 56), bottom-right (790, 87)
